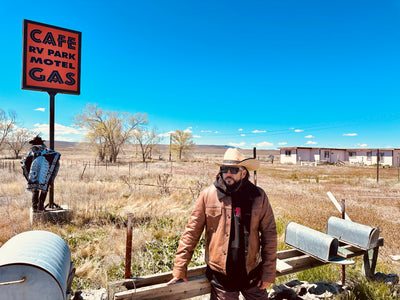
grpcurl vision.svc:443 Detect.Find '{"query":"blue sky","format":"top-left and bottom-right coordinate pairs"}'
top-left (1, 0), bottom-right (400, 149)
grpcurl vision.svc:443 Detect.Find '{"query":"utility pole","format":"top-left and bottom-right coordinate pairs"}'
top-left (253, 147), bottom-right (257, 186)
top-left (169, 133), bottom-right (172, 173)
top-left (169, 132), bottom-right (172, 161)
top-left (376, 149), bottom-right (380, 183)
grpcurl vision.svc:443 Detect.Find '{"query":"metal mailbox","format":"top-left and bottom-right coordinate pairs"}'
top-left (0, 230), bottom-right (74, 300)
top-left (326, 216), bottom-right (380, 250)
top-left (285, 221), bottom-right (339, 262)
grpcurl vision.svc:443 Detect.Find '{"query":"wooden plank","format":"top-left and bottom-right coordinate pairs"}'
top-left (326, 192), bottom-right (351, 221)
top-left (112, 251), bottom-right (331, 298)
top-left (114, 254), bottom-right (327, 300)
top-left (337, 238), bottom-right (383, 259)
top-left (276, 248), bottom-right (304, 259)
top-left (276, 254), bottom-right (327, 276)
top-left (338, 246), bottom-right (359, 258)
top-left (114, 276), bottom-right (211, 300)
top-left (338, 245), bottom-right (365, 258)
top-left (133, 265), bottom-right (206, 288)
top-left (109, 240), bottom-right (385, 299)
top-left (108, 266), bottom-right (206, 299)
top-left (276, 259), bottom-right (293, 273)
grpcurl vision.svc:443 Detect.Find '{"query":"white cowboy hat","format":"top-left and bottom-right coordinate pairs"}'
top-left (217, 148), bottom-right (260, 171)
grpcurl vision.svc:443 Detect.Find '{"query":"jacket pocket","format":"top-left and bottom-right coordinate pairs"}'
top-left (205, 207), bottom-right (222, 232)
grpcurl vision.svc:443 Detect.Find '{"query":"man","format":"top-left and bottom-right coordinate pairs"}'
top-left (21, 135), bottom-right (61, 212)
top-left (168, 148), bottom-right (277, 299)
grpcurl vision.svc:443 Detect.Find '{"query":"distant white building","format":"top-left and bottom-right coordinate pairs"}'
top-left (279, 147), bottom-right (400, 166)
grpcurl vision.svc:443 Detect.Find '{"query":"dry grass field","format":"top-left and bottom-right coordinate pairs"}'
top-left (0, 143), bottom-right (399, 293)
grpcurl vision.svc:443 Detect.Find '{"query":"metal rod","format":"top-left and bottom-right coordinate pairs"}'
top-left (49, 92), bottom-right (56, 150)
top-left (48, 91), bottom-right (56, 208)
top-left (341, 199), bottom-right (346, 285)
top-left (0, 277), bottom-right (27, 286)
top-left (253, 147), bottom-right (257, 186)
top-left (170, 134), bottom-right (173, 174)
top-left (169, 134), bottom-right (172, 162)
top-left (125, 213), bottom-right (134, 279)
top-left (376, 149), bottom-right (380, 183)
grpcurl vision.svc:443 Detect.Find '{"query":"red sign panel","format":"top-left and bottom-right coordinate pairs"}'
top-left (22, 19), bottom-right (81, 95)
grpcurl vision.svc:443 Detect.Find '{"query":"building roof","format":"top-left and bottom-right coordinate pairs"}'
top-left (279, 146), bottom-right (396, 151)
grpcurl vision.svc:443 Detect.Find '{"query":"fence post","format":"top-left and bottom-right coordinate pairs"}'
top-left (125, 213), bottom-right (134, 279)
top-left (362, 246), bottom-right (379, 278)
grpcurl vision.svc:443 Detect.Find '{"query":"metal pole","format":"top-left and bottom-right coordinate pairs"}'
top-left (341, 199), bottom-right (346, 285)
top-left (169, 134), bottom-right (173, 174)
top-left (253, 147), bottom-right (257, 186)
top-left (49, 91), bottom-right (56, 208)
top-left (169, 134), bottom-right (172, 162)
top-left (125, 213), bottom-right (134, 279)
top-left (376, 149), bottom-right (380, 183)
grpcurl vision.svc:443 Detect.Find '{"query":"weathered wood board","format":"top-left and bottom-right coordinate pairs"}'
top-left (110, 238), bottom-right (384, 300)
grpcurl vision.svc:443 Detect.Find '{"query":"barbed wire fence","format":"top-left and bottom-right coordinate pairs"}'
top-left (0, 158), bottom-right (211, 201)
top-left (0, 160), bottom-right (18, 173)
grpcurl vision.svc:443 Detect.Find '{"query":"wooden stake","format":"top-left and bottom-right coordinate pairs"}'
top-left (125, 213), bottom-right (134, 279)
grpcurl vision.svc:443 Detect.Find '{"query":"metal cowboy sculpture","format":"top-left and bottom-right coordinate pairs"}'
top-left (21, 135), bottom-right (61, 212)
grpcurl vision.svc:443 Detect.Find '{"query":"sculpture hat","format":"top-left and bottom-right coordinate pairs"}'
top-left (29, 135), bottom-right (45, 145)
top-left (217, 148), bottom-right (260, 171)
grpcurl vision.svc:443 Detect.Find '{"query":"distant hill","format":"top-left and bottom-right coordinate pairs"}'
top-left (52, 141), bottom-right (280, 158)
top-left (54, 141), bottom-right (277, 151)
top-left (54, 141), bottom-right (79, 148)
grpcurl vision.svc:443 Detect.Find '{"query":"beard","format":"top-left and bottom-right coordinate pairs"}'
top-left (223, 177), bottom-right (243, 193)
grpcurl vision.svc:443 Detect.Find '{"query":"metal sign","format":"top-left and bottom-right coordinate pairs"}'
top-left (22, 19), bottom-right (81, 95)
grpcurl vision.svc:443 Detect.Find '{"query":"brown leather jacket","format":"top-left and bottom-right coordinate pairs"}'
top-left (172, 183), bottom-right (277, 283)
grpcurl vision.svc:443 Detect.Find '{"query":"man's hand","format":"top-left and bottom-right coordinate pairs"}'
top-left (257, 281), bottom-right (272, 289)
top-left (167, 277), bottom-right (188, 285)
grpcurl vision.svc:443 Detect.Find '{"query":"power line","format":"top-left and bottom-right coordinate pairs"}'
top-left (197, 113), bottom-right (400, 138)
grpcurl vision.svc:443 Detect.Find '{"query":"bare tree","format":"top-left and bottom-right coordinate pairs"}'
top-left (132, 127), bottom-right (161, 162)
top-left (170, 130), bottom-right (195, 160)
top-left (74, 104), bottom-right (147, 162)
top-left (6, 128), bottom-right (35, 159)
top-left (0, 109), bottom-right (16, 151)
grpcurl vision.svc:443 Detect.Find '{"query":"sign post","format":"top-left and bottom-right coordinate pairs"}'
top-left (49, 91), bottom-right (56, 207)
top-left (22, 19), bottom-right (81, 207)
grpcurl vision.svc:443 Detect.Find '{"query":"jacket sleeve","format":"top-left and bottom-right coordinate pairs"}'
top-left (21, 153), bottom-right (33, 181)
top-left (172, 189), bottom-right (207, 279)
top-left (259, 191), bottom-right (277, 283)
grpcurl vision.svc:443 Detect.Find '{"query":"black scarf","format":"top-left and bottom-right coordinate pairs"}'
top-left (214, 173), bottom-right (260, 203)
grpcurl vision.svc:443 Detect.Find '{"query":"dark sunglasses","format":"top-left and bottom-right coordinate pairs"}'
top-left (220, 166), bottom-right (242, 174)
